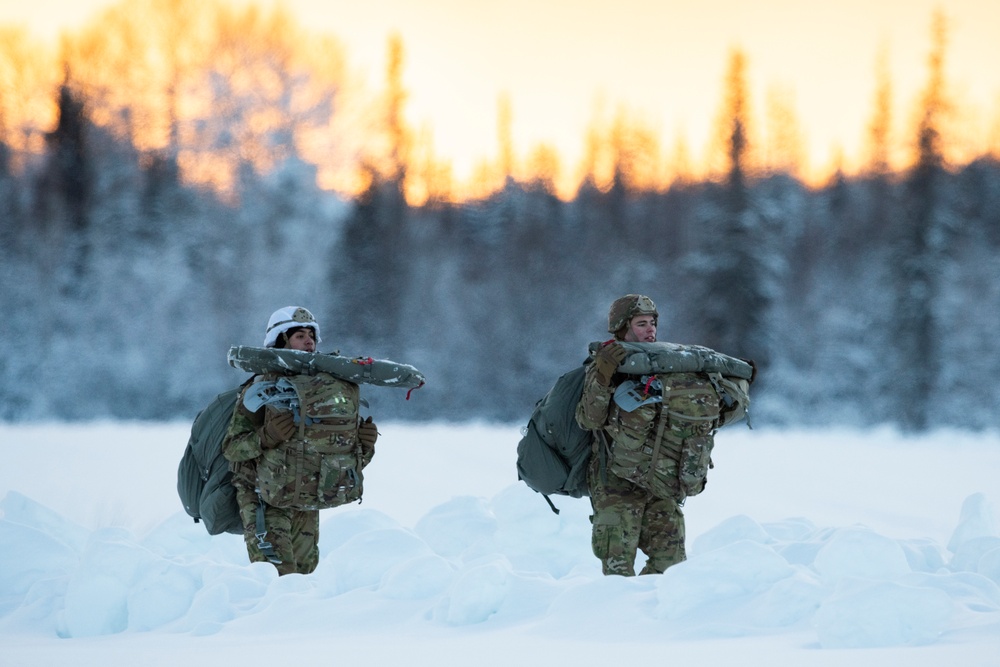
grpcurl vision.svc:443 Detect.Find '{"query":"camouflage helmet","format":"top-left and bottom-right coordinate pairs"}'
top-left (608, 294), bottom-right (658, 336)
top-left (264, 306), bottom-right (322, 347)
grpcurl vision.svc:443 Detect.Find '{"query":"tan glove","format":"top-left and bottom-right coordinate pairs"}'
top-left (259, 410), bottom-right (296, 449)
top-left (592, 341), bottom-right (627, 386)
top-left (358, 416), bottom-right (379, 449)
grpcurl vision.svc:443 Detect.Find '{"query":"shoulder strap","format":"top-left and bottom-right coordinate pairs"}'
top-left (254, 488), bottom-right (282, 565)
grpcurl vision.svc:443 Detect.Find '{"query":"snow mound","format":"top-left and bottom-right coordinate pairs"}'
top-left (2, 487), bottom-right (999, 649)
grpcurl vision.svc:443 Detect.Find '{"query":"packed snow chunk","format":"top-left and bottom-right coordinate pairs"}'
top-left (691, 514), bottom-right (770, 555)
top-left (0, 491), bottom-right (89, 552)
top-left (415, 496), bottom-right (498, 559)
top-left (654, 539), bottom-right (795, 619)
top-left (79, 527), bottom-right (153, 581)
top-left (950, 536), bottom-right (1000, 574)
top-left (897, 537), bottom-right (948, 573)
top-left (60, 573), bottom-right (129, 638)
top-left (326, 525), bottom-right (428, 583)
top-left (202, 562), bottom-right (276, 606)
top-left (140, 512), bottom-right (228, 561)
top-left (743, 572), bottom-right (826, 628)
top-left (760, 517), bottom-right (817, 543)
top-left (814, 578), bottom-right (954, 648)
top-left (59, 527), bottom-right (169, 636)
top-left (490, 485), bottom-right (591, 578)
top-left (979, 547), bottom-right (1000, 586)
top-left (379, 554), bottom-right (456, 600)
top-left (0, 519), bottom-right (78, 601)
top-left (437, 559), bottom-right (512, 625)
top-left (317, 508), bottom-right (401, 553)
top-left (326, 527), bottom-right (434, 594)
top-left (772, 527), bottom-right (831, 567)
top-left (265, 569), bottom-right (317, 597)
top-left (489, 484), bottom-right (560, 531)
top-left (812, 527), bottom-right (911, 585)
top-left (127, 560), bottom-right (201, 630)
top-left (900, 571), bottom-right (1000, 614)
top-left (542, 575), bottom-right (655, 638)
top-left (179, 564), bottom-right (275, 634)
top-left (181, 582), bottom-right (236, 635)
top-left (1, 575), bottom-right (68, 635)
top-left (947, 493), bottom-right (996, 555)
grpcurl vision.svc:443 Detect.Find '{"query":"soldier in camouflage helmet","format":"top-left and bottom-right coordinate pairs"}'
top-left (607, 294), bottom-right (658, 340)
top-left (221, 307), bottom-right (380, 575)
top-left (576, 294), bottom-right (694, 576)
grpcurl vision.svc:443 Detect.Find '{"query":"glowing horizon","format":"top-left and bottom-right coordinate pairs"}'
top-left (3, 0), bottom-right (1000, 199)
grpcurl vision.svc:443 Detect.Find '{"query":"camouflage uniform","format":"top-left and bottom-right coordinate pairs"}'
top-left (233, 476), bottom-right (319, 575)
top-left (222, 373), bottom-right (374, 576)
top-left (586, 452), bottom-right (686, 575)
top-left (575, 294), bottom-right (720, 576)
top-left (577, 363), bottom-right (694, 575)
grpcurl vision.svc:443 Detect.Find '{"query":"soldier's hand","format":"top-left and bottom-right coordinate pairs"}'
top-left (260, 410), bottom-right (296, 449)
top-left (358, 416), bottom-right (379, 448)
top-left (593, 341), bottom-right (628, 386)
top-left (742, 358), bottom-right (758, 384)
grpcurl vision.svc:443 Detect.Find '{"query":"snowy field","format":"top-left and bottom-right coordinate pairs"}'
top-left (1, 421), bottom-right (999, 666)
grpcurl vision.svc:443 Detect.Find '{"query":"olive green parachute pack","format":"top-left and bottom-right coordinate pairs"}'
top-left (515, 363), bottom-right (591, 508)
top-left (177, 347), bottom-right (424, 534)
top-left (177, 386), bottom-right (244, 535)
top-left (516, 341), bottom-right (752, 512)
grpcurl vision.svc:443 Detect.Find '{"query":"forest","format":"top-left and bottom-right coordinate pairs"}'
top-left (1, 1), bottom-right (998, 431)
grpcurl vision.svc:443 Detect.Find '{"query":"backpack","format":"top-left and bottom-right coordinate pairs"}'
top-left (254, 372), bottom-right (366, 511)
top-left (593, 340), bottom-right (753, 501)
top-left (177, 387), bottom-right (243, 535)
top-left (515, 364), bottom-right (592, 510)
top-left (516, 342), bottom-right (753, 511)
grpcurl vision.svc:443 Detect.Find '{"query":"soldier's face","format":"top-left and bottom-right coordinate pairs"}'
top-left (286, 328), bottom-right (316, 352)
top-left (624, 315), bottom-right (657, 343)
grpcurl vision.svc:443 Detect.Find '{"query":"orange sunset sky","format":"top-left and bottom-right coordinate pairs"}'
top-left (3, 0), bottom-right (1000, 195)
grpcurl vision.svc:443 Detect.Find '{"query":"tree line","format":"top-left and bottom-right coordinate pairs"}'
top-left (1, 4), bottom-right (998, 431)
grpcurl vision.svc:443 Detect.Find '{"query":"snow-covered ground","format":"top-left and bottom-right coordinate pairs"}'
top-left (1, 421), bottom-right (998, 666)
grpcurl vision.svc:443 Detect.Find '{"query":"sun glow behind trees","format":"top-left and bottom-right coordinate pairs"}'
top-left (3, 3), bottom-right (1000, 432)
top-left (1, 0), bottom-right (999, 203)
top-left (80, 0), bottom-right (368, 197)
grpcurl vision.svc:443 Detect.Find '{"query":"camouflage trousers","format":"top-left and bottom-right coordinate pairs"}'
top-left (587, 454), bottom-right (686, 576)
top-left (234, 479), bottom-right (320, 576)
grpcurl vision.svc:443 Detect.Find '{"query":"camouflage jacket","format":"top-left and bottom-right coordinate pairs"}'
top-left (221, 382), bottom-right (263, 485)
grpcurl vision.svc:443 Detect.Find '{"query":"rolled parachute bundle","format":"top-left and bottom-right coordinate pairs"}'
top-left (227, 346), bottom-right (426, 390)
top-left (588, 340), bottom-right (754, 380)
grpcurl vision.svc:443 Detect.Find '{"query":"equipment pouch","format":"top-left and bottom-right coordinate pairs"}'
top-left (677, 435), bottom-right (714, 497)
top-left (591, 512), bottom-right (624, 561)
top-left (257, 443), bottom-right (363, 510)
top-left (318, 454), bottom-right (363, 507)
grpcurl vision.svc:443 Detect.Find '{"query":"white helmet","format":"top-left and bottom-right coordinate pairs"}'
top-left (264, 306), bottom-right (322, 348)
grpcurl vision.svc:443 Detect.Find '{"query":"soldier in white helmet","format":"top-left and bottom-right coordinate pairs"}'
top-left (222, 307), bottom-right (379, 575)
